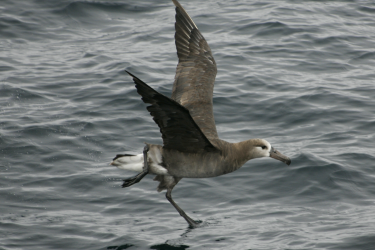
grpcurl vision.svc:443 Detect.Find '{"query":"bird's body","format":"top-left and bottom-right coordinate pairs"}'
top-left (113, 139), bottom-right (274, 179)
top-left (110, 0), bottom-right (291, 227)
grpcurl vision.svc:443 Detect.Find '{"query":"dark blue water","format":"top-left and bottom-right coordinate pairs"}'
top-left (1, 0), bottom-right (375, 249)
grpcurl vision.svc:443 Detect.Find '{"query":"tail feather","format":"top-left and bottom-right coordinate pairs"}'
top-left (113, 154), bottom-right (135, 161)
top-left (110, 154), bottom-right (143, 172)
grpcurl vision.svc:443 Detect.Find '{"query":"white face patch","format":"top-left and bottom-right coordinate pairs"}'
top-left (253, 139), bottom-right (272, 159)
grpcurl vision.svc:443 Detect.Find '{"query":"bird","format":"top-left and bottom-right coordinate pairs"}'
top-left (110, 0), bottom-right (291, 228)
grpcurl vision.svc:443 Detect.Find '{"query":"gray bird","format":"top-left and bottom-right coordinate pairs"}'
top-left (110, 0), bottom-right (291, 228)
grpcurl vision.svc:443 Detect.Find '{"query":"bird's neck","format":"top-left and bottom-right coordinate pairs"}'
top-left (232, 139), bottom-right (265, 161)
top-left (211, 139), bottom-right (253, 169)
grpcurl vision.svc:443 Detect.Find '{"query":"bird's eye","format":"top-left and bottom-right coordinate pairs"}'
top-left (261, 146), bottom-right (267, 150)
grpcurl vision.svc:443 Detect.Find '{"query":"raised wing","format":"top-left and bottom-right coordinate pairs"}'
top-left (171, 0), bottom-right (219, 140)
top-left (126, 71), bottom-right (218, 154)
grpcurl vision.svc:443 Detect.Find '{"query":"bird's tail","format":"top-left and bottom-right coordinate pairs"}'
top-left (110, 154), bottom-right (144, 172)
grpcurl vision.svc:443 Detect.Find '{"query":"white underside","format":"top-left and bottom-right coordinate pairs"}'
top-left (110, 149), bottom-right (168, 176)
top-left (112, 154), bottom-right (144, 172)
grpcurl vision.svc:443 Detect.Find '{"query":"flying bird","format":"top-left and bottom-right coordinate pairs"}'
top-left (110, 0), bottom-right (291, 228)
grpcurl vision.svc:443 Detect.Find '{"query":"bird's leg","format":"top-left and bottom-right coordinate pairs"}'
top-left (122, 144), bottom-right (149, 188)
top-left (166, 188), bottom-right (199, 228)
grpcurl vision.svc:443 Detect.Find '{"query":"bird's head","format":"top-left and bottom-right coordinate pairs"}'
top-left (251, 139), bottom-right (291, 165)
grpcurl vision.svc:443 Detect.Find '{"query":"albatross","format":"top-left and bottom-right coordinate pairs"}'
top-left (110, 0), bottom-right (291, 228)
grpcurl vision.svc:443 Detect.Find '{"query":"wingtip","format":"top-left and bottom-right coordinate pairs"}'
top-left (172, 0), bottom-right (198, 29)
top-left (125, 70), bottom-right (134, 78)
top-left (125, 70), bottom-right (141, 82)
top-left (171, 0), bottom-right (180, 7)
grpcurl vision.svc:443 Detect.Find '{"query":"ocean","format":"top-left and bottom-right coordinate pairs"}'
top-left (1, 0), bottom-right (375, 249)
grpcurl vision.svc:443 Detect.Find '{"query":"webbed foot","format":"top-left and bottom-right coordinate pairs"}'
top-left (122, 171), bottom-right (148, 188)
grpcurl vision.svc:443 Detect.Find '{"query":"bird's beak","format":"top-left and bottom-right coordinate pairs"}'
top-left (269, 147), bottom-right (291, 165)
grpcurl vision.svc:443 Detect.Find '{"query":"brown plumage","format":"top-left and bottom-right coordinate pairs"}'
top-left (111, 0), bottom-right (291, 228)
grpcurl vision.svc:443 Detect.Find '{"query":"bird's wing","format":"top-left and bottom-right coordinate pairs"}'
top-left (171, 0), bottom-right (219, 140)
top-left (126, 71), bottom-right (219, 154)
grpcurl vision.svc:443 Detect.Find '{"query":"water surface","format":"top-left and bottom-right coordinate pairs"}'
top-left (1, 0), bottom-right (375, 249)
